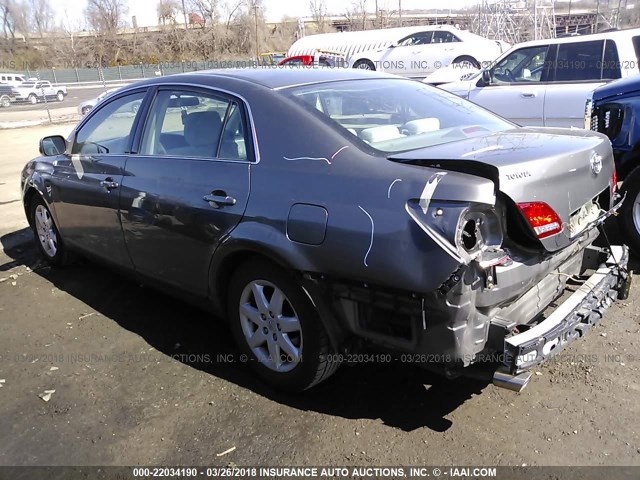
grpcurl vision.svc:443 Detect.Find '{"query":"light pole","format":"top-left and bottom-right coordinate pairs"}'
top-left (399, 0), bottom-right (402, 26)
top-left (181, 0), bottom-right (188, 30)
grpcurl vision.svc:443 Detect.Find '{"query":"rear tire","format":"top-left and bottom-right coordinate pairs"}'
top-left (0, 95), bottom-right (10, 108)
top-left (353, 59), bottom-right (376, 71)
top-left (28, 94), bottom-right (37, 105)
top-left (56, 91), bottom-right (64, 102)
top-left (618, 168), bottom-right (640, 255)
top-left (227, 259), bottom-right (340, 392)
top-left (29, 195), bottom-right (72, 267)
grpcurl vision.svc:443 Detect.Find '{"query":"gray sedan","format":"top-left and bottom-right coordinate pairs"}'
top-left (22, 69), bottom-right (630, 392)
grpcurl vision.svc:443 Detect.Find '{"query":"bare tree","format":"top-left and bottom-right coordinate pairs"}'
top-left (344, 0), bottom-right (368, 31)
top-left (28, 0), bottom-right (54, 35)
top-left (1, 0), bottom-right (29, 41)
top-left (309, 0), bottom-right (328, 33)
top-left (85, 0), bottom-right (128, 34)
top-left (158, 0), bottom-right (180, 25)
top-left (189, 0), bottom-right (219, 25)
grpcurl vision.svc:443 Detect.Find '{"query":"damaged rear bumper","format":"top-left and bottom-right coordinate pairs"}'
top-left (502, 244), bottom-right (629, 375)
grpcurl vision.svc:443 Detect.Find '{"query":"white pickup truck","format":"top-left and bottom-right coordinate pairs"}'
top-left (14, 80), bottom-right (68, 104)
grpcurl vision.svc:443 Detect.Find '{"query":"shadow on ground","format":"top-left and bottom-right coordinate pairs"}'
top-left (1, 228), bottom-right (489, 433)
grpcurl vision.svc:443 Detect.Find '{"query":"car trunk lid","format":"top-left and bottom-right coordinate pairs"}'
top-left (389, 127), bottom-right (614, 252)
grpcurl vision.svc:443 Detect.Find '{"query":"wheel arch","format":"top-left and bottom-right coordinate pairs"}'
top-left (208, 238), bottom-right (347, 351)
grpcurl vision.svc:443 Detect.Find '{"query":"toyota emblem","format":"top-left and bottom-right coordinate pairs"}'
top-left (590, 152), bottom-right (603, 176)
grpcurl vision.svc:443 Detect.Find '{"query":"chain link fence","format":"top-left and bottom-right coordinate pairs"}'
top-left (21, 60), bottom-right (256, 85)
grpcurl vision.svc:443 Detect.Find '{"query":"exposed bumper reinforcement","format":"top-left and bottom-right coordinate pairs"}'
top-left (503, 245), bottom-right (629, 374)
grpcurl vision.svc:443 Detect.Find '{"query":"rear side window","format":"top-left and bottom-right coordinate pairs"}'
top-left (139, 89), bottom-right (248, 161)
top-left (633, 36), bottom-right (640, 72)
top-left (602, 40), bottom-right (622, 80)
top-left (554, 40), bottom-right (605, 81)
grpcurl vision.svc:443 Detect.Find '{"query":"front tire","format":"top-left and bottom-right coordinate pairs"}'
top-left (452, 55), bottom-right (481, 69)
top-left (227, 259), bottom-right (340, 391)
top-left (619, 169), bottom-right (640, 254)
top-left (353, 59), bottom-right (376, 71)
top-left (0, 95), bottom-right (10, 107)
top-left (56, 91), bottom-right (64, 102)
top-left (28, 94), bottom-right (38, 105)
top-left (29, 196), bottom-right (71, 266)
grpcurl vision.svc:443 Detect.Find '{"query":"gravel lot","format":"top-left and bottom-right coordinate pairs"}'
top-left (0, 125), bottom-right (640, 468)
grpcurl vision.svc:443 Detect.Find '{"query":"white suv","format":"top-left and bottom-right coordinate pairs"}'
top-left (0, 73), bottom-right (26, 87)
top-left (438, 28), bottom-right (640, 128)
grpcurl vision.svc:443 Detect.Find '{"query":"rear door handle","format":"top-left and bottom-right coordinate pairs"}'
top-left (203, 192), bottom-right (236, 207)
top-left (521, 92), bottom-right (536, 98)
top-left (100, 178), bottom-right (119, 190)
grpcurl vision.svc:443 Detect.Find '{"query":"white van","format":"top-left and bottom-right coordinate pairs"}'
top-left (438, 28), bottom-right (640, 128)
top-left (0, 73), bottom-right (27, 87)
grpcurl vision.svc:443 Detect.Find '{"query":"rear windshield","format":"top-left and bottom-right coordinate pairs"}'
top-left (285, 79), bottom-right (512, 153)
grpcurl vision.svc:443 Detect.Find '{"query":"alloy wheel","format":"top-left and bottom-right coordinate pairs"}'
top-left (238, 280), bottom-right (303, 373)
top-left (34, 204), bottom-right (57, 258)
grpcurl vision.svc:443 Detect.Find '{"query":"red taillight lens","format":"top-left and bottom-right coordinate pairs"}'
top-left (611, 168), bottom-right (618, 197)
top-left (517, 202), bottom-right (562, 239)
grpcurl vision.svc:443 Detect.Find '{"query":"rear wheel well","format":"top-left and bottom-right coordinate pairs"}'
top-left (211, 249), bottom-right (293, 318)
top-left (452, 55), bottom-right (480, 69)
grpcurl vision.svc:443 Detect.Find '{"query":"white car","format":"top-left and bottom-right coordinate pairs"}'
top-left (438, 28), bottom-right (640, 128)
top-left (348, 25), bottom-right (508, 79)
top-left (77, 88), bottom-right (120, 115)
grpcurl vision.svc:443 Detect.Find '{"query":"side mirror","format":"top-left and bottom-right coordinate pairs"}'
top-left (481, 69), bottom-right (491, 85)
top-left (39, 135), bottom-right (67, 156)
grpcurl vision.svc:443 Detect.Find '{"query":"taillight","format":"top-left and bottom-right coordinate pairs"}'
top-left (611, 168), bottom-right (618, 198)
top-left (517, 202), bottom-right (562, 239)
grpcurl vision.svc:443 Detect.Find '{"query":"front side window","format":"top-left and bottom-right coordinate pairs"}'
top-left (491, 45), bottom-right (550, 83)
top-left (555, 40), bottom-right (605, 81)
top-left (286, 79), bottom-right (512, 153)
top-left (72, 91), bottom-right (145, 154)
top-left (139, 89), bottom-right (248, 160)
top-left (397, 32), bottom-right (433, 47)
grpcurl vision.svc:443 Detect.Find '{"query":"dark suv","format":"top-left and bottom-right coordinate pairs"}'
top-left (586, 75), bottom-right (640, 252)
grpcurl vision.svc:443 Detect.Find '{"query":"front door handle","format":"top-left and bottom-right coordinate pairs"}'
top-left (521, 92), bottom-right (536, 98)
top-left (100, 178), bottom-right (119, 190)
top-left (203, 192), bottom-right (236, 207)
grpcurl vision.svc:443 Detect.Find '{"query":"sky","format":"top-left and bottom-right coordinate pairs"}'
top-left (50, 0), bottom-right (483, 29)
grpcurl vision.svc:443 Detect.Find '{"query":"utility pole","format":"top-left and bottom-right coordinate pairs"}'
top-left (181, 0), bottom-right (188, 29)
top-left (616, 0), bottom-right (622, 28)
top-left (254, 4), bottom-right (260, 59)
top-left (594, 0), bottom-right (600, 33)
top-left (566, 0), bottom-right (572, 34)
top-left (375, 0), bottom-right (379, 28)
top-left (398, 0), bottom-right (402, 26)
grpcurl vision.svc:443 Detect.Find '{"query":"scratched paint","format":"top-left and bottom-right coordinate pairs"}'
top-left (387, 178), bottom-right (402, 198)
top-left (284, 145), bottom-right (350, 166)
top-left (419, 172), bottom-right (447, 214)
top-left (358, 205), bottom-right (374, 267)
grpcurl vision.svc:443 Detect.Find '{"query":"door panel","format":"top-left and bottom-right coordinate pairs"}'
top-left (51, 90), bottom-right (147, 267)
top-left (468, 84), bottom-right (546, 126)
top-left (119, 88), bottom-right (252, 296)
top-left (543, 82), bottom-right (604, 128)
top-left (119, 157), bottom-right (250, 295)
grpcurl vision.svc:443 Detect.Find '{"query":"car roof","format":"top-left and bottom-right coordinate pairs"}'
top-left (132, 67), bottom-right (402, 90)
top-left (511, 27), bottom-right (640, 49)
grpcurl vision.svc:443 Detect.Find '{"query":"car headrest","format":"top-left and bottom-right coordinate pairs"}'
top-left (184, 111), bottom-right (222, 147)
top-left (359, 125), bottom-right (405, 144)
top-left (402, 118), bottom-right (441, 135)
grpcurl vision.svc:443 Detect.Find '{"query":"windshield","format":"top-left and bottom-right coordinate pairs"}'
top-left (285, 79), bottom-right (512, 153)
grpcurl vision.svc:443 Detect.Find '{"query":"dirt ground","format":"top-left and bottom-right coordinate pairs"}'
top-left (0, 126), bottom-right (640, 468)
